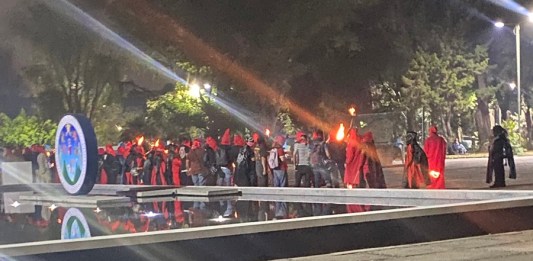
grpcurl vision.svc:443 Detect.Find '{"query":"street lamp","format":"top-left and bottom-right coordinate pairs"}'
top-left (189, 83), bottom-right (201, 98)
top-left (494, 17), bottom-right (533, 132)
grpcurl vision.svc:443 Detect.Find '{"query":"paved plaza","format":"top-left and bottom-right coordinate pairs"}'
top-left (279, 156), bottom-right (533, 261)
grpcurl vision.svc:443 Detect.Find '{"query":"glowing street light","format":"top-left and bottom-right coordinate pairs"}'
top-left (494, 14), bottom-right (533, 132)
top-left (509, 82), bottom-right (517, 90)
top-left (189, 83), bottom-right (201, 98)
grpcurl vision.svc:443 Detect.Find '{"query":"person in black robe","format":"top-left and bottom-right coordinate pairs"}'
top-left (360, 132), bottom-right (387, 188)
top-left (402, 131), bottom-right (431, 189)
top-left (486, 125), bottom-right (516, 188)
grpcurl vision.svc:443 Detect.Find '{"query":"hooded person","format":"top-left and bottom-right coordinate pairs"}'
top-left (344, 128), bottom-right (364, 188)
top-left (214, 130), bottom-right (231, 186)
top-left (188, 139), bottom-right (209, 186)
top-left (403, 131), bottom-right (431, 189)
top-left (487, 125), bottom-right (516, 188)
top-left (229, 134), bottom-right (245, 173)
top-left (124, 144), bottom-right (144, 185)
top-left (310, 130), bottom-right (331, 188)
top-left (103, 144), bottom-right (120, 184)
top-left (165, 144), bottom-right (181, 186)
top-left (360, 132), bottom-right (386, 188)
top-left (234, 137), bottom-right (256, 186)
top-left (269, 135), bottom-right (287, 187)
top-left (151, 141), bottom-right (168, 185)
top-left (423, 126), bottom-right (447, 189)
top-left (253, 133), bottom-right (269, 187)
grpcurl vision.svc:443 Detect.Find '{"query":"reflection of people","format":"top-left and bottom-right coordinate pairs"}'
top-left (486, 125), bottom-right (516, 188)
top-left (402, 131), bottom-right (431, 189)
top-left (451, 139), bottom-right (467, 155)
top-left (424, 126), bottom-right (447, 189)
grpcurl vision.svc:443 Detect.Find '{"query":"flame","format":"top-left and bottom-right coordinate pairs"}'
top-left (348, 107), bottom-right (356, 116)
top-left (265, 128), bottom-right (271, 137)
top-left (137, 136), bottom-right (145, 146)
top-left (430, 170), bottom-right (440, 178)
top-left (155, 139), bottom-right (160, 148)
top-left (336, 123), bottom-right (345, 141)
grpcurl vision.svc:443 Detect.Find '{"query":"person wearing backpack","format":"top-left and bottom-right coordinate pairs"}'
top-left (293, 134), bottom-right (312, 187)
top-left (310, 131), bottom-right (332, 188)
top-left (235, 137), bottom-right (255, 186)
top-left (269, 135), bottom-right (287, 187)
top-left (487, 125), bottom-right (516, 188)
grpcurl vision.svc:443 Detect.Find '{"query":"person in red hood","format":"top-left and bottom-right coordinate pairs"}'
top-left (164, 144), bottom-right (181, 186)
top-left (151, 142), bottom-right (168, 185)
top-left (229, 134), bottom-right (244, 173)
top-left (344, 128), bottom-right (364, 188)
top-left (203, 137), bottom-right (218, 186)
top-left (124, 144), bottom-right (144, 185)
top-left (360, 132), bottom-right (386, 188)
top-left (216, 129), bottom-right (232, 186)
top-left (188, 139), bottom-right (209, 186)
top-left (423, 126), bottom-right (447, 189)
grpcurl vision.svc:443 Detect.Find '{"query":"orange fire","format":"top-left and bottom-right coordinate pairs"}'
top-left (429, 170), bottom-right (440, 178)
top-left (265, 128), bottom-right (271, 137)
top-left (348, 107), bottom-right (356, 116)
top-left (137, 136), bottom-right (144, 146)
top-left (154, 139), bottom-right (160, 148)
top-left (336, 123), bottom-right (345, 141)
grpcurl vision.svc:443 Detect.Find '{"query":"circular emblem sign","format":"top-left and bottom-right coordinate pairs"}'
top-left (61, 208), bottom-right (92, 240)
top-left (55, 114), bottom-right (98, 195)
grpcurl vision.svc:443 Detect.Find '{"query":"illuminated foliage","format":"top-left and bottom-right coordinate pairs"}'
top-left (0, 110), bottom-right (56, 147)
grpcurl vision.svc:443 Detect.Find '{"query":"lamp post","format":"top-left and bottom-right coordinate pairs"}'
top-left (515, 24), bottom-right (521, 132)
top-left (495, 15), bottom-right (533, 132)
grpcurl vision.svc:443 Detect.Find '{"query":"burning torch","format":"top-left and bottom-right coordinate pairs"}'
top-left (348, 105), bottom-right (358, 129)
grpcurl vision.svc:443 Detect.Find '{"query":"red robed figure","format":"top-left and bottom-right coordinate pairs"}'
top-left (423, 126), bottom-right (447, 189)
top-left (344, 129), bottom-right (364, 187)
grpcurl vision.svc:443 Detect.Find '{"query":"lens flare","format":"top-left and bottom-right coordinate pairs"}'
top-left (44, 0), bottom-right (187, 84)
top-left (486, 0), bottom-right (530, 16)
top-left (102, 0), bottom-right (335, 131)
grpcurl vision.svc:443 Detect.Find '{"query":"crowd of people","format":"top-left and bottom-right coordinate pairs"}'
top-left (90, 125), bottom-right (443, 190)
top-left (0, 124), bottom-right (516, 190)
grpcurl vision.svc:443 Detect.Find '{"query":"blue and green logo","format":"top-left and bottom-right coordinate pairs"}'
top-left (61, 208), bottom-right (91, 240)
top-left (55, 115), bottom-right (98, 195)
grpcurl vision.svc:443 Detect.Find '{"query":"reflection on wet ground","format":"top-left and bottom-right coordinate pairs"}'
top-left (0, 196), bottom-right (405, 245)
